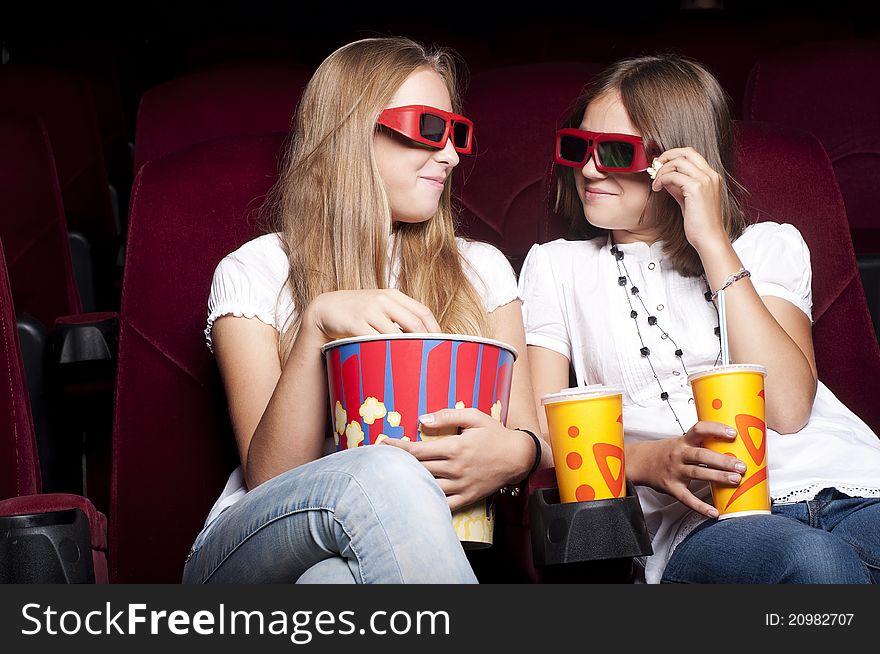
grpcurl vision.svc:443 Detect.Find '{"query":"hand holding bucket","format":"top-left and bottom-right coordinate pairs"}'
top-left (322, 333), bottom-right (517, 548)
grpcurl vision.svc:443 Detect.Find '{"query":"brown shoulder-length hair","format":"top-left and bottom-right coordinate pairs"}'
top-left (262, 37), bottom-right (490, 363)
top-left (553, 53), bottom-right (747, 277)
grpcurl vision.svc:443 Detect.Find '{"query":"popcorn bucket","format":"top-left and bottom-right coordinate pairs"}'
top-left (321, 333), bottom-right (518, 548)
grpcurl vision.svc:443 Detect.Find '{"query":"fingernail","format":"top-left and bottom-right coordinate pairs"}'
top-left (708, 508), bottom-right (719, 519)
top-left (734, 461), bottom-right (747, 473)
top-left (725, 427), bottom-right (737, 437)
top-left (419, 414), bottom-right (434, 425)
top-left (728, 473), bottom-right (742, 484)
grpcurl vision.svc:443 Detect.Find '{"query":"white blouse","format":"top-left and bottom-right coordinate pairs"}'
top-left (518, 221), bottom-right (880, 584)
top-left (202, 233), bottom-right (519, 527)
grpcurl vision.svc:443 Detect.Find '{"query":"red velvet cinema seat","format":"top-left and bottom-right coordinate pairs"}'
top-left (0, 238), bottom-right (108, 583)
top-left (0, 65), bottom-right (120, 306)
top-left (0, 114), bottom-right (81, 329)
top-left (111, 133), bottom-right (286, 582)
top-left (454, 62), bottom-right (603, 272)
top-left (743, 41), bottom-right (880, 338)
top-left (0, 113), bottom-right (118, 514)
top-left (133, 64), bottom-right (313, 172)
top-left (732, 120), bottom-right (880, 434)
top-left (744, 41), bottom-right (880, 255)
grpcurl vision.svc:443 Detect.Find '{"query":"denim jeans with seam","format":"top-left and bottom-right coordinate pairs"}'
top-left (182, 445), bottom-right (478, 584)
top-left (661, 487), bottom-right (880, 583)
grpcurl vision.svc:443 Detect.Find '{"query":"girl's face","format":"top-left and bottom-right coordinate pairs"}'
top-left (374, 68), bottom-right (460, 224)
top-left (575, 92), bottom-right (658, 244)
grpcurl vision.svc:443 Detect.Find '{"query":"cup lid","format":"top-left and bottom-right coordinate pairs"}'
top-left (540, 384), bottom-right (623, 405)
top-left (687, 364), bottom-right (768, 385)
top-left (320, 332), bottom-right (518, 360)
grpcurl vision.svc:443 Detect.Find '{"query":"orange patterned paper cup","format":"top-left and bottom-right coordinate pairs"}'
top-left (688, 365), bottom-right (770, 519)
top-left (541, 386), bottom-right (626, 503)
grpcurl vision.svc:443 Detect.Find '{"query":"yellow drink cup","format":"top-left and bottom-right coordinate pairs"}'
top-left (688, 364), bottom-right (770, 519)
top-left (541, 386), bottom-right (626, 503)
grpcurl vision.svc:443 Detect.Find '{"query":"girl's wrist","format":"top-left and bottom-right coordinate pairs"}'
top-left (506, 427), bottom-right (542, 485)
top-left (690, 226), bottom-right (731, 257)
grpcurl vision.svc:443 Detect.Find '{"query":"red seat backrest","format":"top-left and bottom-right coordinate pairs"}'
top-left (111, 133), bottom-right (286, 582)
top-left (733, 121), bottom-right (880, 432)
top-left (0, 114), bottom-right (82, 328)
top-left (744, 41), bottom-right (880, 253)
top-left (134, 65), bottom-right (313, 171)
top-left (455, 62), bottom-right (604, 271)
top-left (0, 237), bottom-right (41, 499)
top-left (0, 65), bottom-right (117, 248)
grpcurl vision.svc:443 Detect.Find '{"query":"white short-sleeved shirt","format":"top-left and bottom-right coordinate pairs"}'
top-left (202, 233), bottom-right (519, 526)
top-left (518, 221), bottom-right (880, 584)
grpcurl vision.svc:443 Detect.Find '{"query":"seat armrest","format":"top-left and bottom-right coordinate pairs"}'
top-left (0, 494), bottom-right (108, 583)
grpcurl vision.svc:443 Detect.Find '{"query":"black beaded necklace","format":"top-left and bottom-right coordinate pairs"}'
top-left (610, 243), bottom-right (722, 435)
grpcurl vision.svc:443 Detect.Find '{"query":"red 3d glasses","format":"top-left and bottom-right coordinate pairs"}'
top-left (555, 128), bottom-right (656, 173)
top-left (377, 105), bottom-right (474, 154)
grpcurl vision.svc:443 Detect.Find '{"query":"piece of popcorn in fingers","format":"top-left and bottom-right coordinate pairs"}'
top-left (646, 158), bottom-right (663, 180)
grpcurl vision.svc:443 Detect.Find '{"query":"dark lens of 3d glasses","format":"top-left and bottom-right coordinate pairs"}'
top-left (596, 140), bottom-right (635, 168)
top-left (559, 134), bottom-right (591, 163)
top-left (419, 113), bottom-right (447, 143)
top-left (452, 121), bottom-right (470, 148)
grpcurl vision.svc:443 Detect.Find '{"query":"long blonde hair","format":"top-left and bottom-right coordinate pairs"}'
top-left (554, 54), bottom-right (747, 277)
top-left (263, 37), bottom-right (490, 362)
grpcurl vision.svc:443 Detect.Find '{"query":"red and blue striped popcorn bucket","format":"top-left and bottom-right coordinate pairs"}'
top-left (322, 333), bottom-right (517, 548)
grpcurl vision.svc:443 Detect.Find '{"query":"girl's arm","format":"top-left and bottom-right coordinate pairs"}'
top-left (696, 240), bottom-right (816, 433)
top-left (653, 148), bottom-right (817, 434)
top-left (212, 314), bottom-right (327, 490)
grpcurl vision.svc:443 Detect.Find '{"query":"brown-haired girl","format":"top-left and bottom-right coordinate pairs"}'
top-left (520, 54), bottom-right (880, 584)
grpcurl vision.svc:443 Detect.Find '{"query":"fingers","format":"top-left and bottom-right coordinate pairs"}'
top-left (380, 436), bottom-right (449, 460)
top-left (651, 170), bottom-right (705, 196)
top-left (671, 485), bottom-right (719, 519)
top-left (431, 479), bottom-right (468, 510)
top-left (656, 147), bottom-right (714, 173)
top-left (686, 444), bottom-right (748, 475)
top-left (683, 464), bottom-right (743, 487)
top-left (419, 407), bottom-right (495, 434)
top-left (683, 421), bottom-right (738, 446)
top-left (365, 315), bottom-right (403, 335)
top-left (386, 290), bottom-right (442, 333)
top-left (651, 157), bottom-right (712, 191)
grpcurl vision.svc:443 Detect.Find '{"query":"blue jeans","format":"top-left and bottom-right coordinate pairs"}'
top-left (182, 445), bottom-right (478, 584)
top-left (662, 488), bottom-right (880, 583)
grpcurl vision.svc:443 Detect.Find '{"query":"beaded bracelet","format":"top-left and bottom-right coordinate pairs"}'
top-left (711, 267), bottom-right (751, 300)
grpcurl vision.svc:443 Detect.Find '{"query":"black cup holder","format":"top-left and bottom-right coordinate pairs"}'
top-left (528, 480), bottom-right (653, 567)
top-left (0, 508), bottom-right (95, 583)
